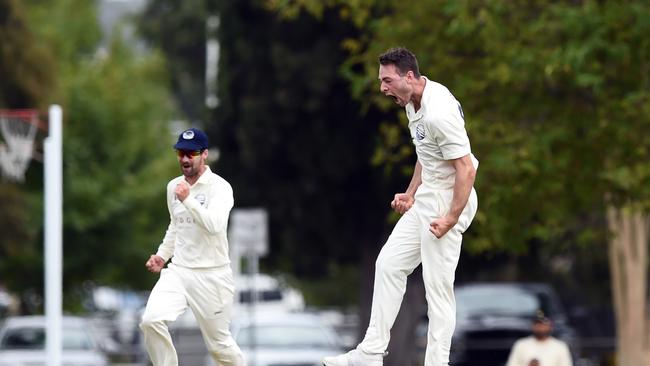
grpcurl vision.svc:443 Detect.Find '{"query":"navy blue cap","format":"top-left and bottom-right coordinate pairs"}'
top-left (173, 128), bottom-right (208, 151)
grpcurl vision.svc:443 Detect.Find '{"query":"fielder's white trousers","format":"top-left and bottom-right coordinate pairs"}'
top-left (359, 187), bottom-right (478, 366)
top-left (140, 263), bottom-right (246, 366)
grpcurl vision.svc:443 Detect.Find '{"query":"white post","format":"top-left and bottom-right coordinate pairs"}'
top-left (248, 253), bottom-right (259, 366)
top-left (205, 15), bottom-right (220, 109)
top-left (44, 104), bottom-right (62, 366)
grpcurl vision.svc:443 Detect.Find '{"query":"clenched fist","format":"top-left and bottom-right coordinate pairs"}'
top-left (429, 215), bottom-right (457, 239)
top-left (145, 255), bottom-right (165, 273)
top-left (391, 193), bottom-right (414, 214)
top-left (175, 181), bottom-right (190, 202)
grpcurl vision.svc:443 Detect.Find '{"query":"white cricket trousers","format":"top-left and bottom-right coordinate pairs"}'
top-left (140, 263), bottom-right (246, 366)
top-left (359, 187), bottom-right (478, 366)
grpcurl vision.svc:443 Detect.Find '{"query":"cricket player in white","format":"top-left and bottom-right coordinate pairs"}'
top-left (324, 48), bottom-right (478, 366)
top-left (140, 128), bottom-right (246, 366)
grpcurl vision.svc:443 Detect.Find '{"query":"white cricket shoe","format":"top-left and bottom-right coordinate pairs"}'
top-left (322, 349), bottom-right (383, 366)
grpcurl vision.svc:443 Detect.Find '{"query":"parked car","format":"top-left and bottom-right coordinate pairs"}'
top-left (234, 273), bottom-right (305, 315)
top-left (221, 312), bottom-right (344, 366)
top-left (445, 283), bottom-right (578, 366)
top-left (0, 315), bottom-right (110, 366)
top-left (86, 286), bottom-right (149, 362)
top-left (173, 273), bottom-right (305, 328)
top-left (0, 289), bottom-right (12, 318)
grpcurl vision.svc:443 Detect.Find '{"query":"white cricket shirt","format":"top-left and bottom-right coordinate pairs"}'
top-left (506, 336), bottom-right (573, 366)
top-left (406, 77), bottom-right (479, 190)
top-left (156, 166), bottom-right (234, 268)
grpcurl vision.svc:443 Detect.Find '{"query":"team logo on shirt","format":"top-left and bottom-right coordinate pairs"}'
top-left (195, 193), bottom-right (206, 206)
top-left (415, 123), bottom-right (426, 141)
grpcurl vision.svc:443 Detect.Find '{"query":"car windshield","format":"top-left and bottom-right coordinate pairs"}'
top-left (0, 326), bottom-right (94, 350)
top-left (238, 289), bottom-right (283, 303)
top-left (456, 287), bottom-right (541, 318)
top-left (236, 324), bottom-right (333, 348)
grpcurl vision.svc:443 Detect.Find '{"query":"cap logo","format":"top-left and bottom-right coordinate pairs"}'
top-left (182, 130), bottom-right (195, 140)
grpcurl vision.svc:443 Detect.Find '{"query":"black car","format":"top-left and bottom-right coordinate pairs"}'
top-left (415, 283), bottom-right (577, 366)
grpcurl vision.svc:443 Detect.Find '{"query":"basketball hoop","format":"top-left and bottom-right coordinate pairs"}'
top-left (0, 109), bottom-right (40, 182)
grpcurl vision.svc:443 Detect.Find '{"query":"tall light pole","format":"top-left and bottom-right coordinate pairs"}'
top-left (206, 15), bottom-right (220, 110)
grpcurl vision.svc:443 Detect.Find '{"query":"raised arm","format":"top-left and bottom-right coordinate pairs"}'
top-left (406, 160), bottom-right (423, 197)
top-left (175, 181), bottom-right (233, 235)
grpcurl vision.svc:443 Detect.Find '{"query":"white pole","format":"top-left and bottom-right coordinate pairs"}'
top-left (44, 104), bottom-right (62, 366)
top-left (248, 253), bottom-right (259, 365)
top-left (205, 15), bottom-right (220, 109)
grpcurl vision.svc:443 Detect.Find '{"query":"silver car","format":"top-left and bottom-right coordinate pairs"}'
top-left (227, 312), bottom-right (345, 366)
top-left (0, 315), bottom-right (109, 366)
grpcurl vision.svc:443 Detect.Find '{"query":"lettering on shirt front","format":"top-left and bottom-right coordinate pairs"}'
top-left (177, 216), bottom-right (195, 224)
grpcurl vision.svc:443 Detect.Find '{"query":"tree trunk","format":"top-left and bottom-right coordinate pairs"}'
top-left (359, 237), bottom-right (378, 343)
top-left (606, 206), bottom-right (650, 366)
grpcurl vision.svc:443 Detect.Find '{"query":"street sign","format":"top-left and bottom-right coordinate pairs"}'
top-left (229, 208), bottom-right (268, 256)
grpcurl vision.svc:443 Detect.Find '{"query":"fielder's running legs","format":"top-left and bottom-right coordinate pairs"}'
top-left (140, 264), bottom-right (246, 366)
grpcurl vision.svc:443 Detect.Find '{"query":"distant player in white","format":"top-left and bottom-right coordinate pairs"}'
top-left (140, 128), bottom-right (246, 366)
top-left (324, 48), bottom-right (478, 366)
top-left (506, 313), bottom-right (573, 366)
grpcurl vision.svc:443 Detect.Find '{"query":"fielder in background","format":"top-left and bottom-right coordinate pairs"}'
top-left (324, 47), bottom-right (479, 366)
top-left (506, 312), bottom-right (573, 366)
top-left (139, 128), bottom-right (246, 366)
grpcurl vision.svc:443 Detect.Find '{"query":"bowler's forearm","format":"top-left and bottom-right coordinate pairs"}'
top-left (448, 156), bottom-right (476, 220)
top-left (406, 160), bottom-right (423, 197)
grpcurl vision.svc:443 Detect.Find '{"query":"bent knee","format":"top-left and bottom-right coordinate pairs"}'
top-left (375, 252), bottom-right (410, 276)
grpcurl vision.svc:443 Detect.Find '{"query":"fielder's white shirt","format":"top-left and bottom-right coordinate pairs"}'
top-left (406, 77), bottom-right (478, 190)
top-left (506, 336), bottom-right (573, 366)
top-left (156, 166), bottom-right (234, 268)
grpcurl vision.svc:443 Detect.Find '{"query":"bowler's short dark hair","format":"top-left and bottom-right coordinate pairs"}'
top-left (378, 47), bottom-right (421, 78)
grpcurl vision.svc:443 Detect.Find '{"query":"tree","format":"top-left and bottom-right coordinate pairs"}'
top-left (0, 0), bottom-right (180, 311)
top-left (272, 0), bottom-right (650, 363)
top-left (0, 0), bottom-right (55, 304)
top-left (139, 0), bottom-right (399, 297)
top-left (57, 38), bottom-right (179, 290)
top-left (138, 4), bottom-right (428, 355)
top-left (0, 0), bottom-right (55, 109)
top-left (138, 0), bottom-right (210, 122)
